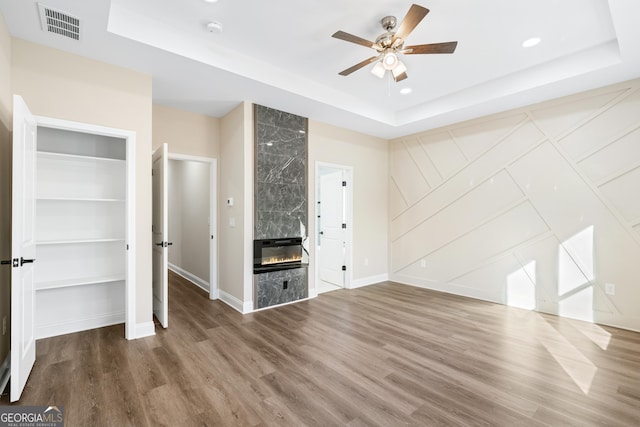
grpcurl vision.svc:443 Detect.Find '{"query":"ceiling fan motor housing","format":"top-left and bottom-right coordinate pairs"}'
top-left (381, 15), bottom-right (397, 31)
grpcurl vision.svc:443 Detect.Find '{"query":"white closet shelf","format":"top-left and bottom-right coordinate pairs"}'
top-left (37, 238), bottom-right (125, 245)
top-left (37, 150), bottom-right (125, 163)
top-left (35, 274), bottom-right (126, 291)
top-left (36, 197), bottom-right (125, 202)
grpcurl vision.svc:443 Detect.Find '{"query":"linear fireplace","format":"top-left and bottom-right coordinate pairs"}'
top-left (253, 238), bottom-right (304, 273)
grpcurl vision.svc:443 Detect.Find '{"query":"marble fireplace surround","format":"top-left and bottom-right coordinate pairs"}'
top-left (253, 104), bottom-right (309, 309)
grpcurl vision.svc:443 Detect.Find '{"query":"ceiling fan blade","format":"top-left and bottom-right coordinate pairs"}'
top-left (405, 41), bottom-right (458, 54)
top-left (393, 71), bottom-right (408, 83)
top-left (394, 4), bottom-right (429, 41)
top-left (332, 31), bottom-right (376, 49)
top-left (338, 56), bottom-right (379, 76)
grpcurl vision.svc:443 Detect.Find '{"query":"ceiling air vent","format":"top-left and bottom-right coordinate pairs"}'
top-left (38, 3), bottom-right (80, 41)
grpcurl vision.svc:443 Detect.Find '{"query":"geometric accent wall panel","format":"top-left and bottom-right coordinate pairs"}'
top-left (390, 140), bottom-right (429, 206)
top-left (390, 79), bottom-right (640, 331)
top-left (418, 132), bottom-right (466, 180)
top-left (557, 89), bottom-right (640, 161)
top-left (452, 113), bottom-right (528, 159)
top-left (530, 90), bottom-right (625, 139)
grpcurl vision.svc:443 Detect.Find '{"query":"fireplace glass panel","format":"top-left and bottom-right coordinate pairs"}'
top-left (261, 245), bottom-right (302, 266)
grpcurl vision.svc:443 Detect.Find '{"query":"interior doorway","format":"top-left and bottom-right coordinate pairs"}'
top-left (168, 154), bottom-right (217, 298)
top-left (153, 151), bottom-right (217, 329)
top-left (315, 162), bottom-right (353, 294)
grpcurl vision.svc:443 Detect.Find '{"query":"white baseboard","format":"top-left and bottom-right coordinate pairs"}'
top-left (135, 321), bottom-right (156, 339)
top-left (219, 290), bottom-right (253, 314)
top-left (36, 312), bottom-right (125, 339)
top-left (390, 273), bottom-right (500, 303)
top-left (350, 273), bottom-right (389, 289)
top-left (169, 263), bottom-right (209, 292)
top-left (0, 353), bottom-right (9, 395)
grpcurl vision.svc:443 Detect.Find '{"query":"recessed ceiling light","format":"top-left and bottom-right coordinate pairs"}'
top-left (400, 88), bottom-right (412, 95)
top-left (522, 37), bottom-right (541, 48)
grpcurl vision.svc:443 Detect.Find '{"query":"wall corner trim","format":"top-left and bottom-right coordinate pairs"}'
top-left (219, 289), bottom-right (253, 314)
top-left (134, 321), bottom-right (156, 339)
top-left (350, 273), bottom-right (389, 289)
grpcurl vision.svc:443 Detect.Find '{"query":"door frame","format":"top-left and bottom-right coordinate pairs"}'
top-left (167, 153), bottom-right (218, 300)
top-left (313, 162), bottom-right (353, 296)
top-left (35, 115), bottom-right (137, 340)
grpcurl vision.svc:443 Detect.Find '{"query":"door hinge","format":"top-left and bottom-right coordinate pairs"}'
top-left (342, 265), bottom-right (346, 271)
top-left (342, 223), bottom-right (346, 229)
top-left (342, 181), bottom-right (347, 187)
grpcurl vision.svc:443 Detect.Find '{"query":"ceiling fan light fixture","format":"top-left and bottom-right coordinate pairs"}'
top-left (392, 60), bottom-right (407, 78)
top-left (382, 50), bottom-right (398, 70)
top-left (371, 61), bottom-right (386, 78)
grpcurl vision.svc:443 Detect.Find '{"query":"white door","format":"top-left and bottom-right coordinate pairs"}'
top-left (318, 169), bottom-right (345, 287)
top-left (152, 143), bottom-right (169, 328)
top-left (11, 95), bottom-right (37, 402)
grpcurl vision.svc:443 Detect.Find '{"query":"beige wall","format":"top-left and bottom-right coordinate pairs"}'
top-left (389, 79), bottom-right (640, 332)
top-left (308, 121), bottom-right (389, 290)
top-left (11, 38), bottom-right (154, 329)
top-left (167, 159), bottom-right (210, 284)
top-left (152, 104), bottom-right (220, 158)
top-left (0, 13), bottom-right (11, 363)
top-left (219, 102), bottom-right (253, 310)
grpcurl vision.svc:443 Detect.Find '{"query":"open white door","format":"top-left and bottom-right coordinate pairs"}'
top-left (318, 169), bottom-right (346, 287)
top-left (152, 143), bottom-right (169, 328)
top-left (11, 95), bottom-right (37, 402)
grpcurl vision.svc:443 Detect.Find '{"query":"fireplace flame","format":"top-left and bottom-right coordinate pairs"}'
top-left (263, 255), bottom-right (302, 265)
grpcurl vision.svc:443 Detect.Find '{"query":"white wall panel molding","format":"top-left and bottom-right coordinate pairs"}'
top-left (392, 169), bottom-right (525, 245)
top-left (558, 88), bottom-right (640, 161)
top-left (389, 176), bottom-right (408, 218)
top-left (578, 125), bottom-right (640, 184)
top-left (418, 132), bottom-right (466, 180)
top-left (530, 89), bottom-right (630, 141)
top-left (404, 138), bottom-right (441, 188)
top-left (451, 114), bottom-right (529, 160)
top-left (390, 78), bottom-right (640, 331)
top-left (392, 120), bottom-right (544, 233)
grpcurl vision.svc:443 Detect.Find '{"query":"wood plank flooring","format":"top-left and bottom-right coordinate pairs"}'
top-left (2, 271), bottom-right (640, 426)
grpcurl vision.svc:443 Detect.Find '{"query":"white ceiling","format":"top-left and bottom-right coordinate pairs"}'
top-left (1, 0), bottom-right (639, 139)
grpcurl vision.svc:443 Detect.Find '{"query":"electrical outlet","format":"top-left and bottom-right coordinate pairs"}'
top-left (605, 283), bottom-right (615, 296)
top-left (364, 258), bottom-right (369, 266)
top-left (2, 316), bottom-right (6, 335)
top-left (283, 280), bottom-right (288, 290)
top-left (420, 259), bottom-right (426, 268)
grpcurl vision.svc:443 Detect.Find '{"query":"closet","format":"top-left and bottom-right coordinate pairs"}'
top-left (33, 126), bottom-right (129, 338)
top-left (10, 95), bottom-right (136, 402)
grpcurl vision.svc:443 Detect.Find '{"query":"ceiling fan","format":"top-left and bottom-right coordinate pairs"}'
top-left (332, 4), bottom-right (458, 82)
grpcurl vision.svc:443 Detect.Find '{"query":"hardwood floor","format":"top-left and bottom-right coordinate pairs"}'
top-left (2, 272), bottom-right (640, 426)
